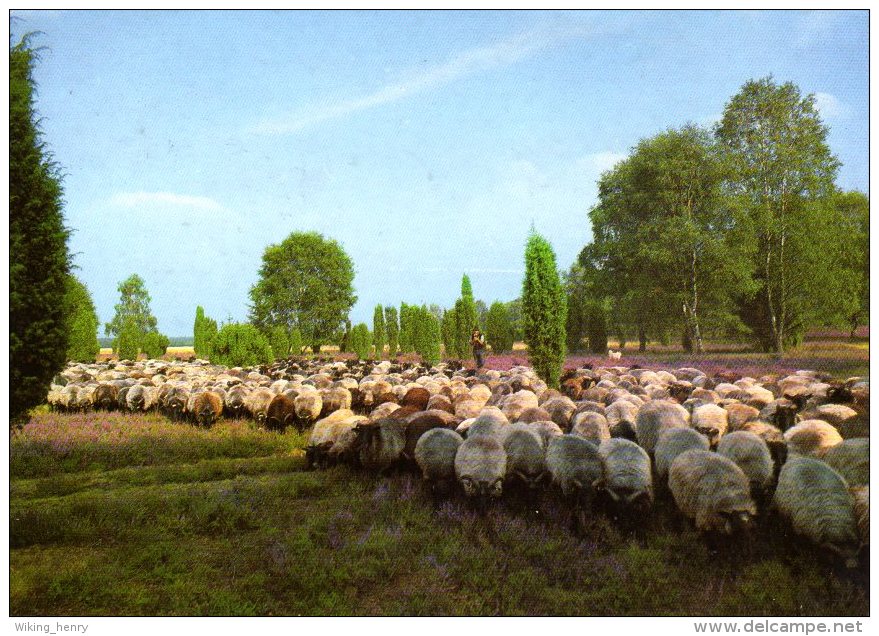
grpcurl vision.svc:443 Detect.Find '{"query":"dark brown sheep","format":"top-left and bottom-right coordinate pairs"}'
top-left (93, 384), bottom-right (119, 411)
top-left (401, 387), bottom-right (431, 411)
top-left (266, 394), bottom-right (297, 432)
top-left (193, 391), bottom-right (223, 428)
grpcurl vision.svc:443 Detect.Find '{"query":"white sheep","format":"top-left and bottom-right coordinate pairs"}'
top-left (570, 411), bottom-right (611, 444)
top-left (690, 403), bottom-right (729, 448)
top-left (454, 434), bottom-right (507, 513)
top-left (774, 456), bottom-right (861, 568)
top-left (502, 423), bottom-right (548, 494)
top-left (784, 420), bottom-right (843, 458)
top-left (545, 434), bottom-right (604, 535)
top-left (415, 427), bottom-right (465, 504)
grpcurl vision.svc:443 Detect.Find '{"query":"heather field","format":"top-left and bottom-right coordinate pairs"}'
top-left (9, 340), bottom-right (870, 617)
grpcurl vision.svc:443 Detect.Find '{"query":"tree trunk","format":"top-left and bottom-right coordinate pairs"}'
top-left (312, 343), bottom-right (321, 354)
top-left (639, 326), bottom-right (647, 352)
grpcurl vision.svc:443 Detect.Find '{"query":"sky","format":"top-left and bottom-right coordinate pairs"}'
top-left (8, 9), bottom-right (870, 337)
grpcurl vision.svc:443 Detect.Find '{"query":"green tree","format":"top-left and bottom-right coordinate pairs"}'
top-left (350, 323), bottom-right (371, 360)
top-left (64, 275), bottom-right (101, 363)
top-left (372, 304), bottom-right (386, 358)
top-left (193, 306), bottom-right (217, 358)
top-left (823, 191), bottom-right (869, 338)
top-left (485, 301), bottom-right (514, 353)
top-left (506, 298), bottom-right (524, 343)
top-left (410, 305), bottom-right (442, 365)
top-left (105, 274), bottom-right (159, 341)
top-left (384, 306), bottom-right (399, 357)
top-left (10, 36), bottom-right (72, 423)
top-left (249, 232), bottom-right (357, 353)
top-left (588, 125), bottom-right (754, 354)
top-left (209, 323), bottom-right (273, 367)
top-left (522, 232), bottom-right (567, 389)
top-left (201, 315), bottom-right (218, 359)
top-left (454, 274), bottom-right (479, 356)
top-left (716, 77), bottom-right (840, 352)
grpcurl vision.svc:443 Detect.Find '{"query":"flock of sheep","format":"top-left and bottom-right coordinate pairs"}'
top-left (46, 356), bottom-right (869, 568)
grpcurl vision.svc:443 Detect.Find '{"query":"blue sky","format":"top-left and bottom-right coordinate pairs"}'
top-left (9, 10), bottom-right (869, 336)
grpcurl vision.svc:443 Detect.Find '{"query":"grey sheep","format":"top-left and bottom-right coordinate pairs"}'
top-left (724, 403), bottom-right (761, 432)
top-left (415, 428), bottom-right (465, 503)
top-left (850, 486), bottom-right (868, 547)
top-left (773, 456), bottom-right (860, 568)
top-left (669, 449), bottom-right (757, 537)
top-left (635, 400), bottom-right (689, 455)
top-left (597, 438), bottom-right (653, 520)
top-left (822, 438), bottom-right (868, 487)
top-left (502, 423), bottom-right (548, 492)
top-left (546, 434), bottom-right (604, 535)
top-left (654, 427), bottom-right (710, 483)
top-left (454, 434), bottom-right (508, 513)
top-left (716, 431), bottom-right (774, 504)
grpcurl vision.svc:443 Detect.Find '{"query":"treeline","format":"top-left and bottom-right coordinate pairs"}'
top-left (566, 77), bottom-right (868, 355)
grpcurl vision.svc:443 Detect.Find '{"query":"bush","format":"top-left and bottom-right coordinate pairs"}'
top-left (10, 37), bottom-right (72, 424)
top-left (485, 301), bottom-right (514, 353)
top-left (267, 325), bottom-right (291, 359)
top-left (141, 331), bottom-right (170, 359)
top-left (115, 317), bottom-right (141, 361)
top-left (209, 323), bottom-right (273, 367)
top-left (384, 306), bottom-right (399, 357)
top-left (412, 306), bottom-right (442, 366)
top-left (288, 328), bottom-right (303, 356)
top-left (441, 306), bottom-right (459, 358)
top-left (522, 232), bottom-right (567, 389)
top-left (350, 323), bottom-right (371, 360)
top-left (193, 306), bottom-right (218, 358)
top-left (65, 276), bottom-right (100, 363)
top-left (372, 305), bottom-right (386, 359)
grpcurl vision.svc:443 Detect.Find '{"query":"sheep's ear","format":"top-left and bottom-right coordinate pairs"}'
top-left (592, 477), bottom-right (605, 491)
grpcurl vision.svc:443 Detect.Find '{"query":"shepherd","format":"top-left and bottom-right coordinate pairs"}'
top-left (470, 327), bottom-right (486, 369)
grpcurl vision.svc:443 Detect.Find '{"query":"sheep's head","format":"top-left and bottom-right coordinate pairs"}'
top-left (460, 476), bottom-right (503, 514)
top-left (597, 481), bottom-right (653, 519)
top-left (772, 401), bottom-right (799, 431)
top-left (695, 426), bottom-right (722, 448)
top-left (719, 509), bottom-right (755, 536)
top-left (821, 540), bottom-right (861, 570)
top-left (511, 469), bottom-right (549, 491)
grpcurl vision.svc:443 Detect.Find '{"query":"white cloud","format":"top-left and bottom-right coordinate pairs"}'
top-left (249, 24), bottom-right (590, 135)
top-left (813, 92), bottom-right (848, 120)
top-left (576, 151), bottom-right (627, 178)
top-left (108, 191), bottom-right (226, 212)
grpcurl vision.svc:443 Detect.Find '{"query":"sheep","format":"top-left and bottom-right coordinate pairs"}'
top-left (163, 386), bottom-right (190, 421)
top-left (369, 401), bottom-right (402, 421)
top-left (293, 390), bottom-right (323, 430)
top-left (401, 387), bottom-right (431, 411)
top-left (654, 427), bottom-right (710, 484)
top-left (596, 438), bottom-right (653, 523)
top-left (760, 399), bottom-right (799, 432)
top-left (515, 406), bottom-right (553, 424)
top-left (716, 431), bottom-right (774, 505)
top-left (850, 486), bottom-right (868, 547)
top-left (126, 384), bottom-right (156, 412)
top-left (668, 450), bottom-right (757, 542)
top-left (93, 384), bottom-right (119, 411)
top-left (319, 386), bottom-right (352, 416)
top-left (821, 438), bottom-right (868, 487)
top-left (635, 400), bottom-right (689, 455)
top-left (723, 403), bottom-right (761, 432)
top-left (784, 420), bottom-right (843, 459)
top-left (500, 390), bottom-right (540, 423)
top-left (690, 403), bottom-right (729, 448)
top-left (306, 409), bottom-right (363, 468)
top-left (541, 396), bottom-right (577, 431)
top-left (608, 350), bottom-right (622, 360)
top-left (403, 411), bottom-right (458, 464)
top-left (454, 434), bottom-right (507, 514)
top-left (501, 423), bottom-right (548, 500)
top-left (605, 399), bottom-right (639, 431)
top-left (773, 456), bottom-right (860, 568)
top-left (415, 428), bottom-right (465, 505)
top-left (527, 420), bottom-right (565, 447)
top-left (265, 394), bottom-right (297, 432)
top-left (570, 411), bottom-right (611, 444)
top-left (246, 388), bottom-right (275, 425)
top-left (739, 420), bottom-right (788, 481)
top-left (798, 404), bottom-right (859, 429)
top-left (192, 390), bottom-right (223, 427)
top-left (355, 417), bottom-right (407, 474)
top-left (545, 434), bottom-right (604, 535)
top-left (223, 384), bottom-right (249, 419)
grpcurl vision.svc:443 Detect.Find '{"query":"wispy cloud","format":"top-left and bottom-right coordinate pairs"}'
top-left (813, 92), bottom-right (848, 120)
top-left (249, 24), bottom-right (591, 135)
top-left (108, 191), bottom-right (225, 212)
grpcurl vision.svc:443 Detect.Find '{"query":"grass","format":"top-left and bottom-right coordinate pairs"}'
top-left (10, 408), bottom-right (869, 616)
